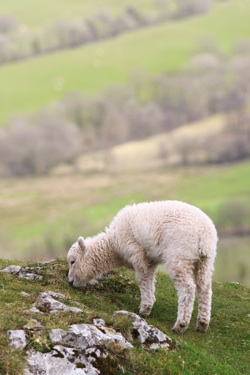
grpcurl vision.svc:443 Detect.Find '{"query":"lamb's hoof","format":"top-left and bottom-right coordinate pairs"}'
top-left (172, 322), bottom-right (188, 334)
top-left (139, 305), bottom-right (152, 317)
top-left (196, 320), bottom-right (209, 333)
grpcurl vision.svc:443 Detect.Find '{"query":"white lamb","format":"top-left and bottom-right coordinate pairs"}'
top-left (67, 201), bottom-right (217, 334)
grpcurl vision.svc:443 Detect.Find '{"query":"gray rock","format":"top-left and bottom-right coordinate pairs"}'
top-left (24, 306), bottom-right (43, 315)
top-left (21, 291), bottom-right (30, 297)
top-left (0, 265), bottom-right (22, 274)
top-left (0, 264), bottom-right (43, 280)
top-left (50, 322), bottom-right (133, 353)
top-left (46, 291), bottom-right (67, 300)
top-left (33, 292), bottom-right (83, 314)
top-left (19, 271), bottom-right (43, 281)
top-left (7, 329), bottom-right (27, 350)
top-left (114, 310), bottom-right (172, 350)
top-left (24, 319), bottom-right (44, 331)
top-left (24, 346), bottom-right (99, 375)
top-left (24, 319), bottom-right (133, 374)
top-left (92, 318), bottom-right (106, 328)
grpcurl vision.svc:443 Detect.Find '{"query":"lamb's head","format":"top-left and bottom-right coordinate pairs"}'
top-left (67, 236), bottom-right (94, 287)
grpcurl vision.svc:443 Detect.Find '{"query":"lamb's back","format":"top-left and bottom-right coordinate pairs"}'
top-left (107, 201), bottom-right (217, 260)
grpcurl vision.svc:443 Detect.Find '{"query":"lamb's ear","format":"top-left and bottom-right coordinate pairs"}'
top-left (78, 236), bottom-right (85, 252)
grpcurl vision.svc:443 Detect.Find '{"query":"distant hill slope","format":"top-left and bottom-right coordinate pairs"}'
top-left (1, 139), bottom-right (250, 286)
top-left (0, 0), bottom-right (250, 123)
top-left (64, 115), bottom-right (225, 173)
top-left (0, 259), bottom-right (249, 374)
top-left (0, 0), bottom-right (158, 28)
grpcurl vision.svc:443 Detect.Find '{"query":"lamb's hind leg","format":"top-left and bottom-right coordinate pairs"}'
top-left (171, 262), bottom-right (196, 334)
top-left (135, 266), bottom-right (157, 317)
top-left (195, 257), bottom-right (214, 333)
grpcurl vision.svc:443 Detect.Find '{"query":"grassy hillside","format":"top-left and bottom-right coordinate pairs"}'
top-left (71, 115), bottom-right (225, 173)
top-left (1, 158), bottom-right (250, 256)
top-left (0, 259), bottom-right (249, 374)
top-left (1, 147), bottom-right (250, 285)
top-left (0, 0), bottom-right (158, 28)
top-left (1, 0), bottom-right (250, 123)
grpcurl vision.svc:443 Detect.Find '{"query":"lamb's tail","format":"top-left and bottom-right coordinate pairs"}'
top-left (195, 228), bottom-right (217, 286)
top-left (198, 221), bottom-right (218, 259)
top-left (195, 255), bottom-right (215, 288)
top-left (196, 223), bottom-right (217, 284)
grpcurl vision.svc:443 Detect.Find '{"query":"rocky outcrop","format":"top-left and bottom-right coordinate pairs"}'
top-left (3, 263), bottom-right (173, 374)
top-left (25, 346), bottom-right (100, 375)
top-left (22, 311), bottom-right (172, 374)
top-left (25, 291), bottom-right (83, 314)
top-left (6, 289), bottom-right (172, 374)
top-left (7, 312), bottom-right (174, 374)
top-left (114, 310), bottom-right (172, 350)
top-left (49, 322), bottom-right (133, 352)
top-left (0, 264), bottom-right (43, 281)
top-left (24, 319), bottom-right (133, 375)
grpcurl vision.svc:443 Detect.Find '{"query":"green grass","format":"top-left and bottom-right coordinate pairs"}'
top-left (215, 236), bottom-right (250, 285)
top-left (0, 113), bottom-right (249, 287)
top-left (0, 158), bottom-right (250, 284)
top-left (0, 260), bottom-right (249, 374)
top-left (0, 0), bottom-right (157, 28)
top-left (1, 0), bottom-right (250, 123)
top-left (167, 160), bottom-right (250, 220)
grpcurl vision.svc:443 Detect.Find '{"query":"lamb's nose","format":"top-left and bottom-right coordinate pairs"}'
top-left (67, 277), bottom-right (74, 285)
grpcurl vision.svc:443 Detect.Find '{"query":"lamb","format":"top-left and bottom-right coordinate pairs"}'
top-left (67, 200), bottom-right (218, 334)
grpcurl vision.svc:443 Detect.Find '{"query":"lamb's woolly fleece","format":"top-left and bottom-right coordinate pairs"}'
top-left (67, 201), bottom-right (218, 334)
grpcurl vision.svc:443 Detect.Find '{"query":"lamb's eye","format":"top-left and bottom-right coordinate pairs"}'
top-left (70, 261), bottom-right (75, 266)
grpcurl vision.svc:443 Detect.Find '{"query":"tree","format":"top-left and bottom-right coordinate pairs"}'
top-left (0, 15), bottom-right (17, 33)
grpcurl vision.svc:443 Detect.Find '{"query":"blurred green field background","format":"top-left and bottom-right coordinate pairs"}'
top-left (1, 157), bottom-right (250, 285)
top-left (1, 0), bottom-right (250, 124)
top-left (0, 0), bottom-right (159, 28)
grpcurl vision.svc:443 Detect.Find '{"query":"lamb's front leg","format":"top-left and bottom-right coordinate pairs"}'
top-left (135, 266), bottom-right (157, 317)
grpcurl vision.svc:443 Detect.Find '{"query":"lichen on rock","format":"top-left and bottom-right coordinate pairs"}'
top-left (29, 291), bottom-right (83, 314)
top-left (0, 264), bottom-right (43, 281)
top-left (7, 329), bottom-right (27, 350)
top-left (24, 319), bottom-right (133, 374)
top-left (24, 346), bottom-right (100, 375)
top-left (114, 310), bottom-right (173, 350)
top-left (50, 322), bottom-right (133, 352)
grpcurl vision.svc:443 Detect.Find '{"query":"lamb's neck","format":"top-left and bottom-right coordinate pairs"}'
top-left (87, 232), bottom-right (121, 276)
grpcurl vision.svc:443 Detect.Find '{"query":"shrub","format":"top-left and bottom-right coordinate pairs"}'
top-left (216, 199), bottom-right (250, 232)
top-left (0, 115), bottom-right (82, 176)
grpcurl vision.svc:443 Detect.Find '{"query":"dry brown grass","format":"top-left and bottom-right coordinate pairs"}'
top-left (60, 115), bottom-right (225, 174)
